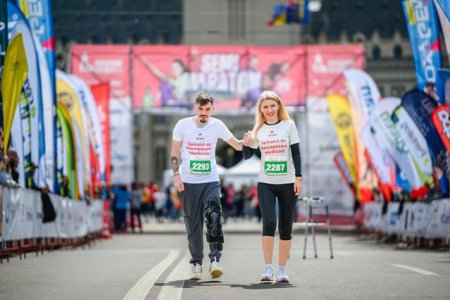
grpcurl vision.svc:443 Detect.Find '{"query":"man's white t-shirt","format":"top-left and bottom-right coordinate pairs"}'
top-left (173, 117), bottom-right (233, 184)
top-left (251, 120), bottom-right (300, 184)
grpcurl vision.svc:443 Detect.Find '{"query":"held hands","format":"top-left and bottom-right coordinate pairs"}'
top-left (173, 174), bottom-right (184, 192)
top-left (243, 131), bottom-right (253, 147)
top-left (294, 177), bottom-right (303, 196)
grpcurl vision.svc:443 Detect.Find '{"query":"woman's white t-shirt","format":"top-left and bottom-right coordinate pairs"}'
top-left (251, 119), bottom-right (300, 184)
top-left (173, 117), bottom-right (233, 184)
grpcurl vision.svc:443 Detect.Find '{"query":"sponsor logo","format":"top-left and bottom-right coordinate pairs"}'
top-left (437, 109), bottom-right (450, 139)
top-left (335, 112), bottom-right (351, 128)
top-left (312, 54), bottom-right (354, 74)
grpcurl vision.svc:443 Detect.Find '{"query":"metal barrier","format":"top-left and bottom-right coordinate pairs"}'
top-left (298, 196), bottom-right (334, 259)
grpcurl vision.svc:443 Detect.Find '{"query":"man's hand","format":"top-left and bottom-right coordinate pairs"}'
top-left (243, 131), bottom-right (253, 147)
top-left (174, 174), bottom-right (184, 192)
top-left (294, 178), bottom-right (303, 196)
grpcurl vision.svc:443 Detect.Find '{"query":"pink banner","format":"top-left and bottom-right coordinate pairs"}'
top-left (306, 44), bottom-right (365, 97)
top-left (71, 44), bottom-right (364, 110)
top-left (71, 45), bottom-right (131, 101)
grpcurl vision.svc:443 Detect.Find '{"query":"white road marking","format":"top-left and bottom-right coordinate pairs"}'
top-left (392, 264), bottom-right (438, 276)
top-left (123, 250), bottom-right (180, 300)
top-left (157, 252), bottom-right (190, 300)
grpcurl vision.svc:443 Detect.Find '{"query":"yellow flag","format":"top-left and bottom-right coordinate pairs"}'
top-left (326, 94), bottom-right (357, 185)
top-left (57, 72), bottom-right (89, 199)
top-left (2, 33), bottom-right (29, 152)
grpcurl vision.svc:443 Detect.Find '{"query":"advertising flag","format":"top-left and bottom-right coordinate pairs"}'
top-left (57, 70), bottom-right (89, 199)
top-left (431, 105), bottom-right (450, 152)
top-left (326, 94), bottom-right (357, 184)
top-left (69, 75), bottom-right (105, 185)
top-left (403, 0), bottom-right (442, 101)
top-left (8, 2), bottom-right (46, 188)
top-left (434, 0), bottom-right (450, 64)
top-left (392, 106), bottom-right (434, 186)
top-left (57, 104), bottom-right (76, 199)
top-left (343, 69), bottom-right (382, 126)
top-left (370, 98), bottom-right (424, 189)
top-left (360, 124), bottom-right (395, 186)
top-left (90, 82), bottom-right (110, 183)
top-left (1, 33), bottom-right (27, 151)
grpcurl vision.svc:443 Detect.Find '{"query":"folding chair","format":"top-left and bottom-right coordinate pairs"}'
top-left (299, 196), bottom-right (334, 259)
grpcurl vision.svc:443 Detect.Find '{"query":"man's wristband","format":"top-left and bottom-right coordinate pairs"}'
top-left (173, 173), bottom-right (180, 177)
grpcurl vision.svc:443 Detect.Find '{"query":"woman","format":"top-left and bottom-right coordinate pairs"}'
top-left (242, 91), bottom-right (302, 283)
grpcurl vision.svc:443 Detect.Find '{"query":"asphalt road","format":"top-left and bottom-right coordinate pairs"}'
top-left (1, 230), bottom-right (450, 300)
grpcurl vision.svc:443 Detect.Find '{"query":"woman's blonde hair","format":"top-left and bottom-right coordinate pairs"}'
top-left (251, 91), bottom-right (291, 138)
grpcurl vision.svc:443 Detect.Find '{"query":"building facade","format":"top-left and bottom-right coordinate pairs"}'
top-left (54, 0), bottom-right (425, 183)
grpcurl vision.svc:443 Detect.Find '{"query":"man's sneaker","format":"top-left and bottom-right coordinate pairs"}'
top-left (209, 258), bottom-right (223, 278)
top-left (189, 263), bottom-right (202, 280)
top-left (260, 265), bottom-right (274, 282)
top-left (276, 266), bottom-right (289, 282)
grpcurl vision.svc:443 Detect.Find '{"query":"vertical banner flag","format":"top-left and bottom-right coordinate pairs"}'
top-left (403, 0), bottom-right (442, 101)
top-left (431, 105), bottom-right (450, 152)
top-left (434, 0), bottom-right (450, 64)
top-left (392, 106), bottom-right (434, 187)
top-left (57, 104), bottom-right (77, 199)
top-left (370, 98), bottom-right (424, 189)
top-left (1, 33), bottom-right (28, 152)
top-left (344, 69), bottom-right (381, 202)
top-left (326, 94), bottom-right (357, 184)
top-left (8, 1), bottom-right (46, 188)
top-left (90, 83), bottom-right (110, 183)
top-left (19, 0), bottom-right (56, 191)
top-left (69, 75), bottom-right (105, 188)
top-left (57, 70), bottom-right (90, 199)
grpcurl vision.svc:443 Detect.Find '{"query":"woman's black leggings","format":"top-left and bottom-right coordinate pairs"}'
top-left (257, 182), bottom-right (297, 240)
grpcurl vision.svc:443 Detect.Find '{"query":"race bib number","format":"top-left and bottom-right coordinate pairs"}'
top-left (264, 160), bottom-right (287, 175)
top-left (190, 159), bottom-right (211, 174)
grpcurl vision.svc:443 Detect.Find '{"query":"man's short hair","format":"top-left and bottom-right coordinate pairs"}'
top-left (195, 92), bottom-right (214, 106)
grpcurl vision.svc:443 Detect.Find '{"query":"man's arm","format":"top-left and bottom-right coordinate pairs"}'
top-left (171, 140), bottom-right (182, 174)
top-left (225, 137), bottom-right (243, 151)
top-left (171, 140), bottom-right (184, 192)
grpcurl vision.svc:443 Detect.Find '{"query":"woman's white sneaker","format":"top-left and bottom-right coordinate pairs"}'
top-left (260, 265), bottom-right (274, 282)
top-left (276, 266), bottom-right (289, 282)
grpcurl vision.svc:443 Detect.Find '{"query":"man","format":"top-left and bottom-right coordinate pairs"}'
top-left (171, 92), bottom-right (243, 280)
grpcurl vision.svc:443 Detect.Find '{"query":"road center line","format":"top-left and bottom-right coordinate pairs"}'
top-left (157, 252), bottom-right (190, 300)
top-left (392, 264), bottom-right (438, 276)
top-left (123, 250), bottom-right (180, 300)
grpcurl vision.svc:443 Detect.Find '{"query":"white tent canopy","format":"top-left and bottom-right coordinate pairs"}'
top-left (221, 156), bottom-right (260, 189)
